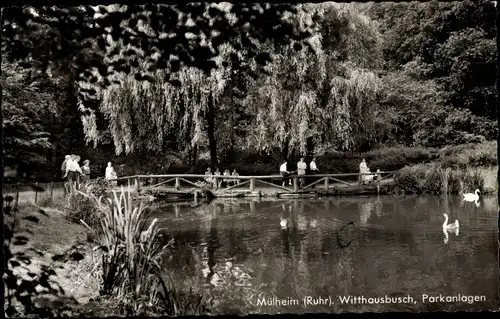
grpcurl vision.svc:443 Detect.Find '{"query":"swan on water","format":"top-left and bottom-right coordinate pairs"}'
top-left (280, 218), bottom-right (288, 229)
top-left (443, 213), bottom-right (459, 231)
top-left (463, 189), bottom-right (480, 202)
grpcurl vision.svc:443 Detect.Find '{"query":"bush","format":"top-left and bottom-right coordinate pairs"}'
top-left (393, 163), bottom-right (486, 195)
top-left (393, 166), bottom-right (423, 194)
top-left (439, 141), bottom-right (497, 167)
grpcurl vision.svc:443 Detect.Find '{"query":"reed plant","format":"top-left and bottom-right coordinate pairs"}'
top-left (394, 163), bottom-right (485, 195)
top-left (77, 188), bottom-right (209, 316)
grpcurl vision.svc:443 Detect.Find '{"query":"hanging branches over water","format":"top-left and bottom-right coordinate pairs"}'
top-left (82, 3), bottom-right (381, 158)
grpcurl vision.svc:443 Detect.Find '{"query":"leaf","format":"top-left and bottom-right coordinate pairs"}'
top-left (9, 259), bottom-right (21, 268)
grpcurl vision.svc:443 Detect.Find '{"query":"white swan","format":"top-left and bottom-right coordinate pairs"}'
top-left (463, 189), bottom-right (480, 202)
top-left (443, 213), bottom-right (459, 231)
top-left (280, 218), bottom-right (288, 229)
top-left (443, 224), bottom-right (459, 244)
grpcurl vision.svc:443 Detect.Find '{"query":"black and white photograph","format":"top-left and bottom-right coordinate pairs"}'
top-left (2, 0), bottom-right (499, 316)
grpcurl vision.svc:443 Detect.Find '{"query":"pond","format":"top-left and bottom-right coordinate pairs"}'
top-left (150, 195), bottom-right (499, 314)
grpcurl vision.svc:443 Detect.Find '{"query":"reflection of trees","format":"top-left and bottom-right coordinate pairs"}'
top-left (151, 196), bottom-right (498, 313)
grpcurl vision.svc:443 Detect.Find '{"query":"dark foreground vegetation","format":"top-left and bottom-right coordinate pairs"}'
top-left (3, 184), bottom-right (213, 317)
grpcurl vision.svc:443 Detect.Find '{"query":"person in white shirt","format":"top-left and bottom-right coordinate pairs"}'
top-left (105, 162), bottom-right (118, 186)
top-left (280, 161), bottom-right (291, 186)
top-left (297, 157), bottom-right (307, 188)
top-left (61, 155), bottom-right (70, 179)
top-left (359, 158), bottom-right (369, 185)
top-left (309, 157), bottom-right (319, 189)
top-left (64, 154), bottom-right (84, 190)
top-left (231, 169), bottom-right (240, 186)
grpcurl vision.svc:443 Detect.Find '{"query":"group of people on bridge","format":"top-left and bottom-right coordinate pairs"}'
top-left (61, 155), bottom-right (119, 192)
top-left (202, 157), bottom-right (382, 190)
top-left (204, 168), bottom-right (240, 188)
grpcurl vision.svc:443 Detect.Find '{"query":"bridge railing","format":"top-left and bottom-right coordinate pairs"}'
top-left (2, 181), bottom-right (67, 207)
top-left (110, 171), bottom-right (396, 193)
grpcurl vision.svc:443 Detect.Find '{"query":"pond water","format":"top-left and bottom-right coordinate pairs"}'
top-left (150, 195), bottom-right (499, 314)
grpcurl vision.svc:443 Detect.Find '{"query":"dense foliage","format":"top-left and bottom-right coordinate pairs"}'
top-left (2, 1), bottom-right (497, 179)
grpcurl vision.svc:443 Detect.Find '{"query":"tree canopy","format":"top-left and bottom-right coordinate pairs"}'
top-left (2, 1), bottom-right (497, 178)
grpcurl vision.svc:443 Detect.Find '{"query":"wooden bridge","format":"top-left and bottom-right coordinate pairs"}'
top-left (110, 171), bottom-right (397, 198)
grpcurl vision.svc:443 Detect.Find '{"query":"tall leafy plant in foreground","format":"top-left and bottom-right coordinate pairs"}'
top-left (79, 189), bottom-right (209, 315)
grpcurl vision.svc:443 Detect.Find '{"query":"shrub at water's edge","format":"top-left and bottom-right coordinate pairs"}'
top-left (393, 163), bottom-right (486, 195)
top-left (72, 188), bottom-right (211, 316)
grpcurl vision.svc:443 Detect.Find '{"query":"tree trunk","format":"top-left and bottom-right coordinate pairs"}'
top-left (306, 137), bottom-right (315, 159)
top-left (496, 3), bottom-right (500, 212)
top-left (206, 94), bottom-right (218, 167)
top-left (281, 139), bottom-right (290, 162)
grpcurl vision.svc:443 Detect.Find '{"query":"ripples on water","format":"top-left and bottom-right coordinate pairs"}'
top-left (148, 195), bottom-right (499, 314)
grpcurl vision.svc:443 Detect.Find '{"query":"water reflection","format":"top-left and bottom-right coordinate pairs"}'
top-left (151, 195), bottom-right (498, 314)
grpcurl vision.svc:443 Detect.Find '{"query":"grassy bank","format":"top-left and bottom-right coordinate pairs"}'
top-left (3, 186), bottom-right (211, 317)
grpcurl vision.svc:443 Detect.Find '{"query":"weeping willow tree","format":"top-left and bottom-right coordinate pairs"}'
top-left (244, 3), bottom-right (382, 157)
top-left (79, 40), bottom-right (235, 167)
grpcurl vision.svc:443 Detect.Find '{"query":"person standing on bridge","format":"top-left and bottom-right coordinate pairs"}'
top-left (280, 161), bottom-right (291, 187)
top-left (64, 155), bottom-right (84, 191)
top-left (231, 169), bottom-right (240, 186)
top-left (214, 168), bottom-right (222, 188)
top-left (61, 155), bottom-right (70, 179)
top-left (223, 169), bottom-right (231, 188)
top-left (105, 162), bottom-right (117, 186)
top-left (297, 157), bottom-right (307, 188)
top-left (309, 157), bottom-right (319, 189)
top-left (82, 160), bottom-right (91, 182)
top-left (359, 158), bottom-right (369, 185)
top-left (61, 155), bottom-right (71, 195)
top-left (205, 167), bottom-right (213, 185)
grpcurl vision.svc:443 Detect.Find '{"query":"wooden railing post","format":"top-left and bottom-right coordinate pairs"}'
top-left (250, 178), bottom-right (255, 192)
top-left (293, 177), bottom-right (298, 192)
top-left (135, 177), bottom-right (141, 192)
top-left (324, 177), bottom-right (329, 191)
top-left (175, 177), bottom-right (180, 190)
top-left (50, 182), bottom-right (54, 200)
top-left (15, 183), bottom-right (20, 208)
top-left (34, 182), bottom-right (38, 203)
